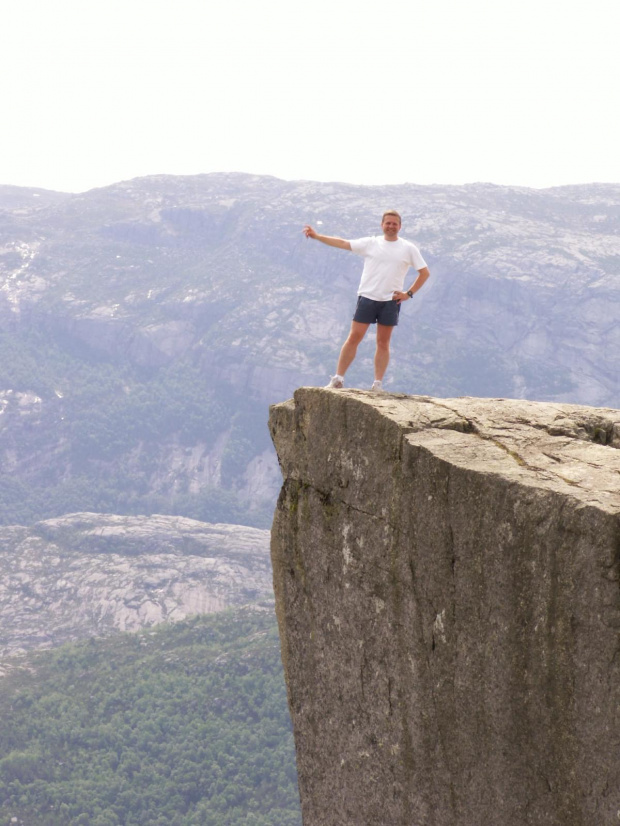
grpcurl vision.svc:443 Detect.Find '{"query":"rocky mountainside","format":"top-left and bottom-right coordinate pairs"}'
top-left (270, 388), bottom-right (620, 826)
top-left (0, 512), bottom-right (271, 662)
top-left (0, 173), bottom-right (618, 527)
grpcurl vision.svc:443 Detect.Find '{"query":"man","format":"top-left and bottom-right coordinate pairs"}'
top-left (303, 210), bottom-right (430, 391)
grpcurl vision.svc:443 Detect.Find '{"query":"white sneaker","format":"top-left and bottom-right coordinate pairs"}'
top-left (370, 380), bottom-right (383, 392)
top-left (325, 376), bottom-right (344, 389)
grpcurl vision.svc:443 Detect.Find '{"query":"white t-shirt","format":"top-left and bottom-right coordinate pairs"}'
top-left (349, 236), bottom-right (427, 302)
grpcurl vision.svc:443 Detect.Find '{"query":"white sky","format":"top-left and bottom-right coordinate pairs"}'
top-left (2, 0), bottom-right (619, 193)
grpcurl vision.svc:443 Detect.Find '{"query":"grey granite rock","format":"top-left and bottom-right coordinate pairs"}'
top-left (269, 388), bottom-right (620, 826)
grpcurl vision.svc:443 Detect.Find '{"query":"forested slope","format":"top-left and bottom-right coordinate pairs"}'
top-left (0, 605), bottom-right (300, 826)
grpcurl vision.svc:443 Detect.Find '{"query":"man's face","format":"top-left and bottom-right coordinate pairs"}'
top-left (382, 215), bottom-right (401, 239)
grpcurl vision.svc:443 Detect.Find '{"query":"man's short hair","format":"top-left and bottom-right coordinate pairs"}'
top-left (382, 210), bottom-right (402, 225)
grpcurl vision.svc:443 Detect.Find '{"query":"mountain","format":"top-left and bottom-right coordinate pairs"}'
top-left (0, 513), bottom-right (271, 662)
top-left (1, 173), bottom-right (618, 526)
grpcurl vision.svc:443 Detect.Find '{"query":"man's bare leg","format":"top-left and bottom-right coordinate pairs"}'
top-left (374, 323), bottom-right (395, 381)
top-left (336, 321), bottom-right (370, 377)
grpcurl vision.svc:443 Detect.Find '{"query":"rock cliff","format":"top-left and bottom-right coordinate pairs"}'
top-left (270, 388), bottom-right (620, 826)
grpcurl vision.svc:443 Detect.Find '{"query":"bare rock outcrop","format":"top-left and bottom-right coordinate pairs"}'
top-left (0, 513), bottom-right (271, 659)
top-left (269, 388), bottom-right (620, 826)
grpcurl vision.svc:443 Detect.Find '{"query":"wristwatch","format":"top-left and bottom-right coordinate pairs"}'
top-left (406, 290), bottom-right (414, 298)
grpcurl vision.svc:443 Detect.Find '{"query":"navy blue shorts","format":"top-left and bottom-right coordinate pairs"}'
top-left (353, 296), bottom-right (401, 326)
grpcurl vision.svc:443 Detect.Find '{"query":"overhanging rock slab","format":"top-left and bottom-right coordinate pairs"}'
top-left (269, 388), bottom-right (620, 826)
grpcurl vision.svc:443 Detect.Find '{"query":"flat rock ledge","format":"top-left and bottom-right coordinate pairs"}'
top-left (269, 388), bottom-right (620, 826)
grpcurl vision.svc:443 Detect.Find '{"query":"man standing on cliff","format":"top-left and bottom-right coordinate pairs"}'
top-left (303, 211), bottom-right (430, 391)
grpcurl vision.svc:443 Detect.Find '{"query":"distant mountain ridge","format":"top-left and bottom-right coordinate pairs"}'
top-left (0, 513), bottom-right (271, 661)
top-left (0, 173), bottom-right (618, 526)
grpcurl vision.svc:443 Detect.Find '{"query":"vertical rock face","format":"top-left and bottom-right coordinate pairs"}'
top-left (269, 388), bottom-right (620, 826)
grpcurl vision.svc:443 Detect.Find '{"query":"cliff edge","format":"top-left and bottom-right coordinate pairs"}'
top-left (269, 388), bottom-right (620, 826)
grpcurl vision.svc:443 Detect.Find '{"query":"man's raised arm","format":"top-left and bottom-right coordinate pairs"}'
top-left (304, 225), bottom-right (352, 251)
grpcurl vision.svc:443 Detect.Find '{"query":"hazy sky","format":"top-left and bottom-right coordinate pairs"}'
top-left (2, 0), bottom-right (619, 193)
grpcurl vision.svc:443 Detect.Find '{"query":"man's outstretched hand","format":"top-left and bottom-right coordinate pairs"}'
top-left (303, 226), bottom-right (352, 250)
